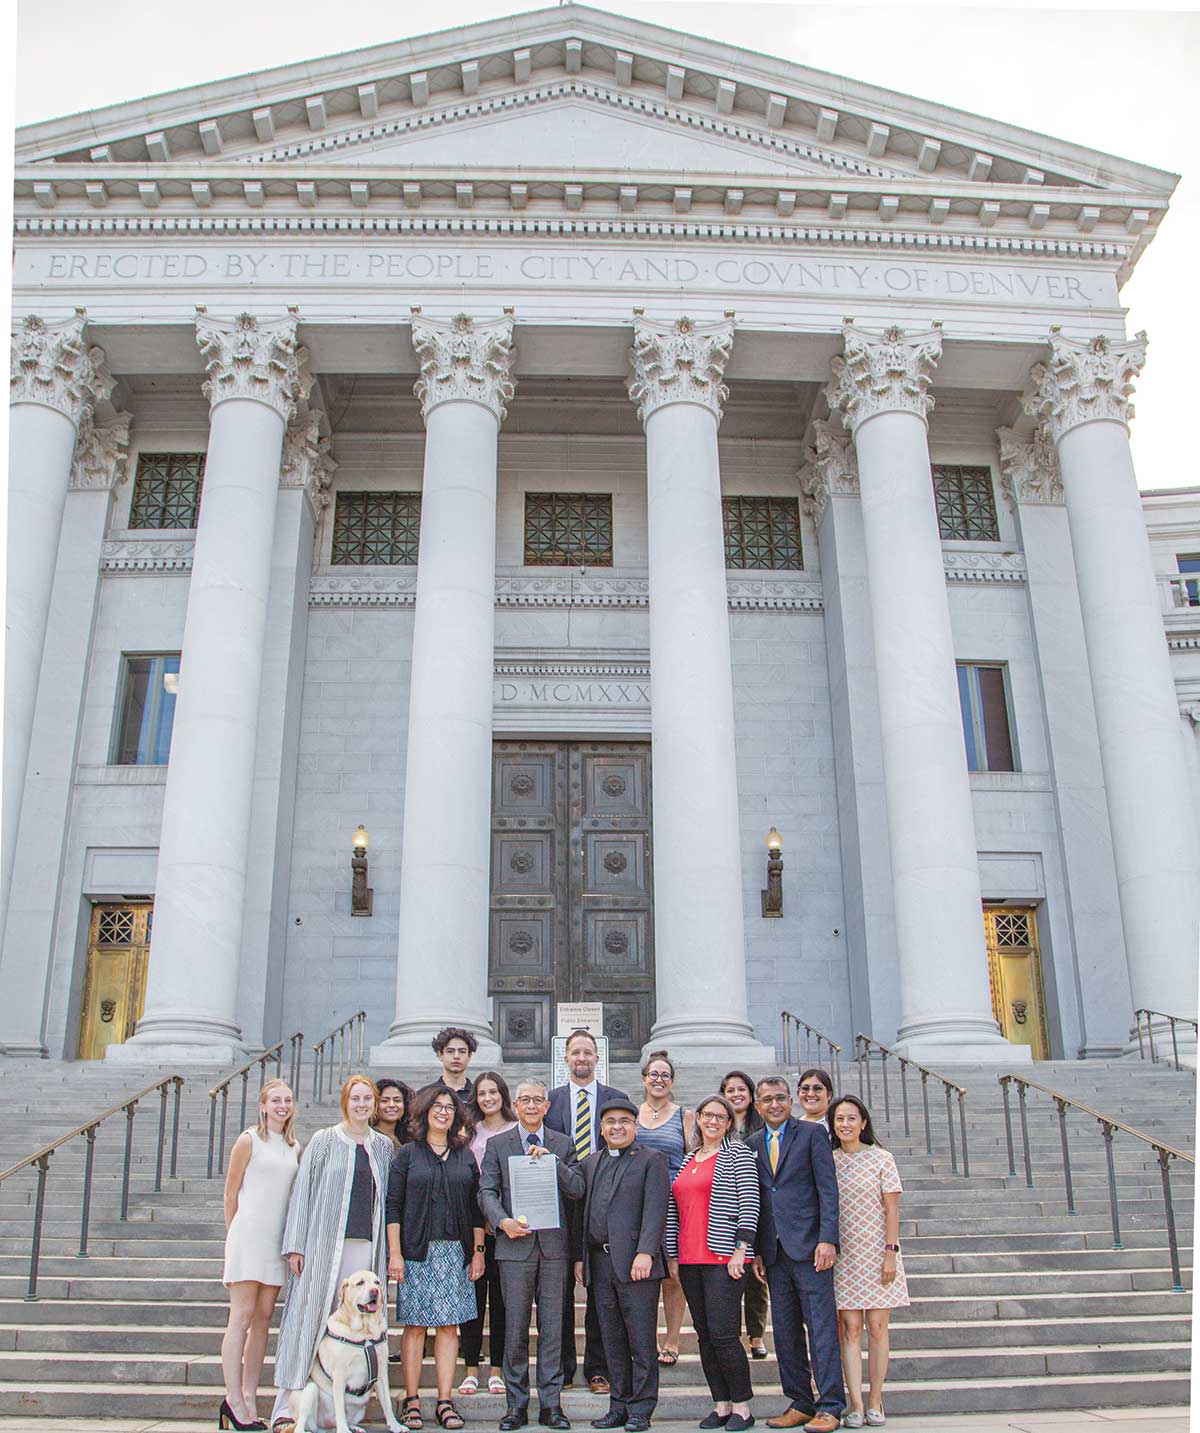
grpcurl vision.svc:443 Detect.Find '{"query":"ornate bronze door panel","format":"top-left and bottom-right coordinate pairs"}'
top-left (77, 903), bottom-right (153, 1060)
top-left (983, 905), bottom-right (1051, 1059)
top-left (490, 741), bottom-right (654, 1060)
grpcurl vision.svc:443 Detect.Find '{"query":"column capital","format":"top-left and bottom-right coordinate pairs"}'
top-left (997, 425), bottom-right (1063, 506)
top-left (1022, 327), bottom-right (1147, 441)
top-left (10, 309), bottom-right (113, 425)
top-left (798, 418), bottom-right (859, 521)
top-left (627, 310), bottom-right (735, 425)
top-left (1180, 702), bottom-right (1200, 727)
top-left (410, 308), bottom-right (516, 423)
top-left (281, 408), bottom-right (337, 515)
top-left (825, 318), bottom-right (943, 432)
top-left (195, 306), bottom-right (308, 422)
top-left (70, 409), bottom-right (132, 492)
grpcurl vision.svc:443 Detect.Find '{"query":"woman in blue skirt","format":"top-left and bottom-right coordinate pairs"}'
top-left (387, 1086), bottom-right (485, 1432)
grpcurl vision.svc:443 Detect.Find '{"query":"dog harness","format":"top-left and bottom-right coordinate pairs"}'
top-left (315, 1330), bottom-right (387, 1398)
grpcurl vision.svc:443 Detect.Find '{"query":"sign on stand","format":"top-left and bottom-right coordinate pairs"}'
top-left (552, 1003), bottom-right (608, 1087)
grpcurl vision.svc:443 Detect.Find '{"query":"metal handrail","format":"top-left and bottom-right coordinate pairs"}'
top-left (854, 1033), bottom-right (970, 1177)
top-left (780, 1011), bottom-right (842, 1089)
top-left (0, 1075), bottom-right (184, 1300)
top-left (998, 1073), bottom-right (1194, 1291)
top-left (312, 1011), bottom-right (367, 1102)
top-left (1134, 1009), bottom-right (1198, 1073)
top-left (207, 1033), bottom-right (305, 1178)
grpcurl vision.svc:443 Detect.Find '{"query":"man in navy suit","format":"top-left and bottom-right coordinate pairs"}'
top-left (545, 1029), bottom-right (632, 1394)
top-left (749, 1075), bottom-right (844, 1432)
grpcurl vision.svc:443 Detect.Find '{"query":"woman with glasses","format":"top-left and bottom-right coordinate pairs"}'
top-left (387, 1087), bottom-right (486, 1432)
top-left (458, 1072), bottom-right (517, 1398)
top-left (634, 1050), bottom-right (695, 1366)
top-left (720, 1071), bottom-right (769, 1361)
top-left (798, 1069), bottom-right (835, 1129)
top-left (829, 1096), bottom-right (908, 1429)
top-left (665, 1095), bottom-right (761, 1432)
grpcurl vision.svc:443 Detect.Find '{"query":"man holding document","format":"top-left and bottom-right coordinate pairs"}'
top-left (480, 1078), bottom-right (586, 1431)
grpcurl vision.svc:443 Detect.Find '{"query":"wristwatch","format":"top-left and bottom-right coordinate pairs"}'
top-left (475, 1244), bottom-right (486, 1252)
top-left (884, 1242), bottom-right (901, 1252)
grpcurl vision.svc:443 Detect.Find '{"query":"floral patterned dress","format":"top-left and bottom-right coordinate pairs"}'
top-left (832, 1145), bottom-right (910, 1311)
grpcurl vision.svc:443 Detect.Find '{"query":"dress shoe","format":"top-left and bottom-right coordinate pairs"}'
top-left (805, 1418), bottom-right (840, 1433)
top-left (500, 1412), bottom-right (529, 1430)
top-left (765, 1412), bottom-right (814, 1430)
top-left (698, 1415), bottom-right (730, 1430)
top-left (725, 1418), bottom-right (755, 1432)
top-left (589, 1378), bottom-right (611, 1396)
top-left (591, 1414), bottom-right (626, 1429)
top-left (540, 1410), bottom-right (572, 1430)
top-left (626, 1419), bottom-right (651, 1432)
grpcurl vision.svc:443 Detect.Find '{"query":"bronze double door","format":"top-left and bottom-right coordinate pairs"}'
top-left (489, 741), bottom-right (654, 1061)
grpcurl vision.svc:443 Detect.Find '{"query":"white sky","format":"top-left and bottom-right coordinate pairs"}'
top-left (9, 1), bottom-right (1200, 486)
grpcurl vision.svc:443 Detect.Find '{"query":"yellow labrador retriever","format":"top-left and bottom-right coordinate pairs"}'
top-left (294, 1270), bottom-right (404, 1433)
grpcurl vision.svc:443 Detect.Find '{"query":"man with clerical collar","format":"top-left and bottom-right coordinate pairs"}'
top-left (572, 1098), bottom-right (670, 1433)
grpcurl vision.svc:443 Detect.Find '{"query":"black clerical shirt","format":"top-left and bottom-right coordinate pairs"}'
top-left (588, 1146), bottom-right (627, 1246)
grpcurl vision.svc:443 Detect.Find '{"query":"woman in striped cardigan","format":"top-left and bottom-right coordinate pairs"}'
top-left (665, 1094), bottom-right (761, 1432)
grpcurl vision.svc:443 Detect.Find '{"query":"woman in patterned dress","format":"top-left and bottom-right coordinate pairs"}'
top-left (829, 1096), bottom-right (909, 1429)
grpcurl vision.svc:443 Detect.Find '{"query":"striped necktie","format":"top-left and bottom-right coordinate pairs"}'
top-left (575, 1088), bottom-right (591, 1160)
top-left (769, 1128), bottom-right (781, 1173)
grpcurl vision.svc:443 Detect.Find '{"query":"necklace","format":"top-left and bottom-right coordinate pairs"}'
top-left (641, 1102), bottom-right (673, 1126)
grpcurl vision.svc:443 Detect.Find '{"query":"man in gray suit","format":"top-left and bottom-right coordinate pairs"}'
top-left (481, 1077), bottom-right (586, 1432)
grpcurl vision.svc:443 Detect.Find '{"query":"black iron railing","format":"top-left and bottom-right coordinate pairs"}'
top-left (1133, 1009), bottom-right (1198, 1073)
top-left (207, 1033), bottom-right (304, 1177)
top-left (854, 1033), bottom-right (969, 1177)
top-left (998, 1072), bottom-right (1194, 1292)
top-left (780, 1011), bottom-right (842, 1089)
top-left (0, 1075), bottom-right (183, 1300)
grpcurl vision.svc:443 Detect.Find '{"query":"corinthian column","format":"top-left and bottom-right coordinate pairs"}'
top-left (1024, 330), bottom-right (1199, 1027)
top-left (371, 311), bottom-right (515, 1066)
top-left (6, 311), bottom-right (112, 939)
top-left (628, 313), bottom-right (772, 1064)
top-left (826, 320), bottom-right (1012, 1062)
top-left (112, 310), bottom-right (306, 1063)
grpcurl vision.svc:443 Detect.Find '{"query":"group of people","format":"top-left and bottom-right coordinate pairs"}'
top-left (219, 1026), bottom-right (909, 1433)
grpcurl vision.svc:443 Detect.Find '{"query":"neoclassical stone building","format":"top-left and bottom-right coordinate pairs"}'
top-left (4, 6), bottom-right (1197, 1068)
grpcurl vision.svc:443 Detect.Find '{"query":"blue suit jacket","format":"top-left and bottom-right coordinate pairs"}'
top-left (749, 1117), bottom-right (840, 1264)
top-left (545, 1080), bottom-right (631, 1149)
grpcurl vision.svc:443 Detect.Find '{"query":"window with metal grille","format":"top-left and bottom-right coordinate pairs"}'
top-left (957, 663), bottom-right (1016, 772)
top-left (524, 492), bottom-right (613, 566)
top-left (112, 654), bottom-right (180, 765)
top-left (331, 491), bottom-right (422, 565)
top-left (722, 496), bottom-right (804, 570)
top-left (933, 465), bottom-right (1000, 541)
top-left (129, 452), bottom-right (206, 529)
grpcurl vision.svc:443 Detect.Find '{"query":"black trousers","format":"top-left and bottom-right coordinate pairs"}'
top-left (561, 1265), bottom-right (607, 1381)
top-left (590, 1250), bottom-right (661, 1419)
top-left (741, 1270), bottom-right (769, 1341)
top-left (678, 1263), bottom-right (753, 1405)
top-left (461, 1232), bottom-right (506, 1369)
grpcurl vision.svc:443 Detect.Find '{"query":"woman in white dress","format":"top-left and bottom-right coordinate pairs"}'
top-left (221, 1079), bottom-right (302, 1430)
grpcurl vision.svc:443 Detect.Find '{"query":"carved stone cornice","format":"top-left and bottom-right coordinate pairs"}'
top-left (1022, 327), bottom-right (1147, 442)
top-left (798, 419), bottom-right (859, 522)
top-left (627, 311), bottom-right (735, 425)
top-left (942, 549), bottom-right (1027, 585)
top-left (281, 409), bottom-right (337, 515)
top-left (11, 309), bottom-right (112, 424)
top-left (71, 409), bottom-right (132, 491)
top-left (195, 306), bottom-right (307, 421)
top-left (410, 308), bottom-right (516, 423)
top-left (101, 535), bottom-right (195, 573)
top-left (997, 425), bottom-right (1063, 507)
top-left (825, 318), bottom-right (943, 432)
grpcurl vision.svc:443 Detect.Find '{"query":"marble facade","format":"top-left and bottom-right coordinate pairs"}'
top-left (4, 5), bottom-right (1197, 1066)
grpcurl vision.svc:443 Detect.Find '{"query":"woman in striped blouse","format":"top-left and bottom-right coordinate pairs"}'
top-left (665, 1094), bottom-right (761, 1432)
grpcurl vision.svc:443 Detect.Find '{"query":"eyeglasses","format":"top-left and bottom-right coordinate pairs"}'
top-left (698, 1112), bottom-right (729, 1122)
top-left (602, 1119), bottom-right (636, 1129)
top-left (759, 1093), bottom-right (791, 1105)
top-left (645, 1073), bottom-right (671, 1083)
top-left (799, 1085), bottom-right (828, 1095)
top-left (430, 1103), bottom-right (456, 1115)
top-left (515, 1095), bottom-right (547, 1105)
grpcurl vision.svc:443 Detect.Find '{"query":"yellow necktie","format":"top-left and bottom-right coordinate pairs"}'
top-left (769, 1129), bottom-right (780, 1173)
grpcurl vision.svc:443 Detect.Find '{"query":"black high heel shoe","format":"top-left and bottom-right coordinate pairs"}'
top-left (219, 1399), bottom-right (267, 1431)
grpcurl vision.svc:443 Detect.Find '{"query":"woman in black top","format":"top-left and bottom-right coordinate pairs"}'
top-left (372, 1078), bottom-right (415, 1151)
top-left (386, 1087), bottom-right (484, 1432)
top-left (720, 1071), bottom-right (769, 1361)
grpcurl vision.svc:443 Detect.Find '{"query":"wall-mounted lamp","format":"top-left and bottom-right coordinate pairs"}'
top-left (761, 826), bottom-right (783, 918)
top-left (351, 825), bottom-right (373, 917)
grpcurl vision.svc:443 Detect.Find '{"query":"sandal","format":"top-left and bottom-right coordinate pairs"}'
top-left (657, 1348), bottom-right (679, 1366)
top-left (488, 1375), bottom-right (506, 1395)
top-left (457, 1375), bottom-right (479, 1396)
top-left (402, 1396), bottom-right (424, 1431)
top-left (436, 1401), bottom-right (465, 1430)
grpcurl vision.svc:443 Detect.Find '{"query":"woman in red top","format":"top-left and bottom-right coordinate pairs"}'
top-left (664, 1095), bottom-right (761, 1432)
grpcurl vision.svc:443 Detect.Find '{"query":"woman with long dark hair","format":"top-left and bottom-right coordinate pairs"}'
top-left (386, 1086), bottom-right (485, 1431)
top-left (373, 1078), bottom-right (415, 1151)
top-left (798, 1068), bottom-right (835, 1128)
top-left (720, 1070), bottom-right (768, 1361)
top-left (828, 1096), bottom-right (908, 1429)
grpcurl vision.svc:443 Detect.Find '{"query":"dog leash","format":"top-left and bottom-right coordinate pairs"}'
top-left (316, 1331), bottom-right (387, 1397)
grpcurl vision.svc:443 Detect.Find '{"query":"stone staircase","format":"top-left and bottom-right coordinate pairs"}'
top-left (0, 1056), bottom-right (1192, 1422)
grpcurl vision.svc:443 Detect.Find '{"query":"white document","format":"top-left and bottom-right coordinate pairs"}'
top-left (508, 1153), bottom-right (562, 1231)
